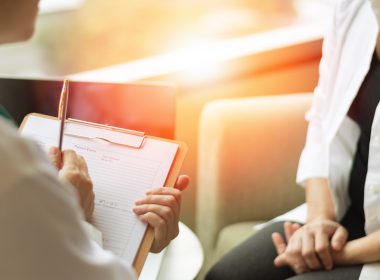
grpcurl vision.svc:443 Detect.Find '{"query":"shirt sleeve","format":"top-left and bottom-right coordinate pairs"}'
top-left (82, 221), bottom-right (104, 247)
top-left (0, 169), bottom-right (137, 280)
top-left (0, 119), bottom-right (137, 280)
top-left (296, 3), bottom-right (339, 186)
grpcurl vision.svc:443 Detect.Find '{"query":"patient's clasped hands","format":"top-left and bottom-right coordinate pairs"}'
top-left (272, 220), bottom-right (349, 274)
top-left (48, 147), bottom-right (189, 253)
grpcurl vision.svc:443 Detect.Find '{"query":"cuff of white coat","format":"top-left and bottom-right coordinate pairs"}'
top-left (296, 143), bottom-right (329, 187)
top-left (82, 221), bottom-right (103, 247)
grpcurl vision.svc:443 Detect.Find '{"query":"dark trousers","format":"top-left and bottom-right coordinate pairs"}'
top-left (206, 208), bottom-right (364, 280)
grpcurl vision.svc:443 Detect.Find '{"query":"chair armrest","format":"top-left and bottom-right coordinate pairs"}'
top-left (196, 93), bottom-right (312, 255)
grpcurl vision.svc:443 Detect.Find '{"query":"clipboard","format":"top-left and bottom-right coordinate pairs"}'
top-left (19, 113), bottom-right (188, 276)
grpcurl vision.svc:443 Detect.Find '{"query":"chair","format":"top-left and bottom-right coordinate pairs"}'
top-left (196, 93), bottom-right (312, 277)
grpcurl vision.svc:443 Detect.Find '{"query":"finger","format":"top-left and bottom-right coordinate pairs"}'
top-left (135, 203), bottom-right (180, 243)
top-left (282, 249), bottom-right (309, 275)
top-left (139, 212), bottom-right (168, 253)
top-left (288, 232), bottom-right (302, 257)
top-left (84, 191), bottom-right (95, 221)
top-left (139, 212), bottom-right (168, 236)
top-left (133, 204), bottom-right (175, 230)
top-left (292, 262), bottom-right (309, 275)
top-left (174, 175), bottom-right (190, 191)
top-left (302, 232), bottom-right (321, 270)
top-left (275, 256), bottom-right (312, 275)
top-left (61, 149), bottom-right (79, 169)
top-left (135, 193), bottom-right (180, 207)
top-left (145, 175), bottom-right (189, 195)
top-left (279, 232), bottom-right (310, 274)
top-left (272, 232), bottom-right (287, 255)
top-left (135, 193), bottom-right (180, 216)
top-left (48, 146), bottom-right (62, 169)
top-left (274, 254), bottom-right (287, 267)
top-left (315, 230), bottom-right (333, 270)
top-left (78, 155), bottom-right (90, 176)
top-left (285, 229), bottom-right (312, 274)
top-left (145, 187), bottom-right (182, 204)
top-left (292, 223), bottom-right (302, 233)
top-left (331, 226), bottom-right (348, 251)
top-left (284, 222), bottom-right (293, 241)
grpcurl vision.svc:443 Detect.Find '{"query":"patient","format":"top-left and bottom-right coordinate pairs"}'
top-left (0, 1), bottom-right (189, 279)
top-left (207, 0), bottom-right (380, 279)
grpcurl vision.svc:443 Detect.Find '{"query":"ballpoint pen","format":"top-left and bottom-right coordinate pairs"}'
top-left (58, 79), bottom-right (69, 151)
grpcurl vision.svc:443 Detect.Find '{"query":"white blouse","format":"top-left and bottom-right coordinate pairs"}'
top-left (296, 0), bottom-right (380, 277)
top-left (0, 118), bottom-right (137, 280)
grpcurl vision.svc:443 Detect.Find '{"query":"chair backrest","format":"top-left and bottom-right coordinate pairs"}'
top-left (196, 93), bottom-right (312, 259)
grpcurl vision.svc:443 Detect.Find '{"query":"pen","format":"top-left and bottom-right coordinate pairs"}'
top-left (58, 79), bottom-right (69, 151)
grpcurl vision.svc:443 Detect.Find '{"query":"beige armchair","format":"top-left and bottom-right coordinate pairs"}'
top-left (196, 93), bottom-right (312, 277)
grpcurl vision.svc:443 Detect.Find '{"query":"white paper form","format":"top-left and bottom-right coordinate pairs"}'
top-left (20, 115), bottom-right (179, 263)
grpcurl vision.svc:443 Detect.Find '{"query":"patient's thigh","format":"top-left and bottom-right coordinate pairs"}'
top-left (206, 221), bottom-right (295, 280)
top-left (287, 265), bottom-right (362, 280)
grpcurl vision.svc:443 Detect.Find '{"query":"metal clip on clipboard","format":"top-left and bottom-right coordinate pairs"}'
top-left (63, 118), bottom-right (146, 149)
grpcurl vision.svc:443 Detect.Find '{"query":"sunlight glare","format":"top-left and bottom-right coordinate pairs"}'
top-left (173, 39), bottom-right (225, 84)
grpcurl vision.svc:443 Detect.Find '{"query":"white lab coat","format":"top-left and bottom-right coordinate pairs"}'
top-left (0, 118), bottom-right (137, 280)
top-left (296, 0), bottom-right (380, 277)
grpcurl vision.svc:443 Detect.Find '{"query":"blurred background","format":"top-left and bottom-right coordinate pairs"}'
top-left (0, 0), bottom-right (332, 76)
top-left (0, 0), bottom-right (336, 235)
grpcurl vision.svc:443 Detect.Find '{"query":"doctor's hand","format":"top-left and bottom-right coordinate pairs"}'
top-left (49, 147), bottom-right (94, 221)
top-left (133, 175), bottom-right (190, 253)
top-left (272, 220), bottom-right (348, 274)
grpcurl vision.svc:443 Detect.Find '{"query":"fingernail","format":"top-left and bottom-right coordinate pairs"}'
top-left (49, 146), bottom-right (59, 154)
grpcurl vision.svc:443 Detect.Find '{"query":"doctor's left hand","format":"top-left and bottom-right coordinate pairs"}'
top-left (48, 147), bottom-right (94, 222)
top-left (133, 175), bottom-right (190, 253)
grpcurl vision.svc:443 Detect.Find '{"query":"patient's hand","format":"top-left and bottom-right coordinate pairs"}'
top-left (272, 220), bottom-right (348, 274)
top-left (49, 147), bottom-right (94, 221)
top-left (133, 175), bottom-right (190, 253)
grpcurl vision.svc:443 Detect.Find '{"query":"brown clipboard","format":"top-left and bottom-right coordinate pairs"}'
top-left (19, 113), bottom-right (188, 277)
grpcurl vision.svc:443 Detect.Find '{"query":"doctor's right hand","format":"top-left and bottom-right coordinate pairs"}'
top-left (49, 147), bottom-right (95, 221)
top-left (272, 219), bottom-right (348, 274)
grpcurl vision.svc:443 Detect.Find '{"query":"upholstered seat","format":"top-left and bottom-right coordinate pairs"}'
top-left (196, 93), bottom-right (312, 277)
